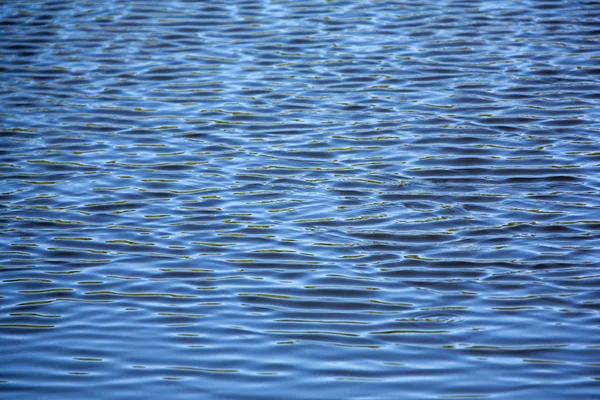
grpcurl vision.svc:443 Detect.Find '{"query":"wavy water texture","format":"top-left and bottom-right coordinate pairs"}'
top-left (1, 0), bottom-right (600, 399)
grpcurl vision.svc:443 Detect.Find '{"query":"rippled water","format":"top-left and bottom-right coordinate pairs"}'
top-left (1, 0), bottom-right (600, 398)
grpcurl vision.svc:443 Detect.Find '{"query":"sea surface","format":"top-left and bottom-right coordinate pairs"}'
top-left (1, 1), bottom-right (600, 399)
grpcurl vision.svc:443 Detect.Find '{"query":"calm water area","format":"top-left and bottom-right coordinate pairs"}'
top-left (1, 0), bottom-right (600, 399)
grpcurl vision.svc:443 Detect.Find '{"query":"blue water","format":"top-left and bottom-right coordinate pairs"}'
top-left (1, 0), bottom-right (600, 399)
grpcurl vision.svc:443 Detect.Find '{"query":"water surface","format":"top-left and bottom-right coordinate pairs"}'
top-left (1, 0), bottom-right (600, 399)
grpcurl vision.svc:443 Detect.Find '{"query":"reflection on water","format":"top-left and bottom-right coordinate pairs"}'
top-left (1, 0), bottom-right (600, 398)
